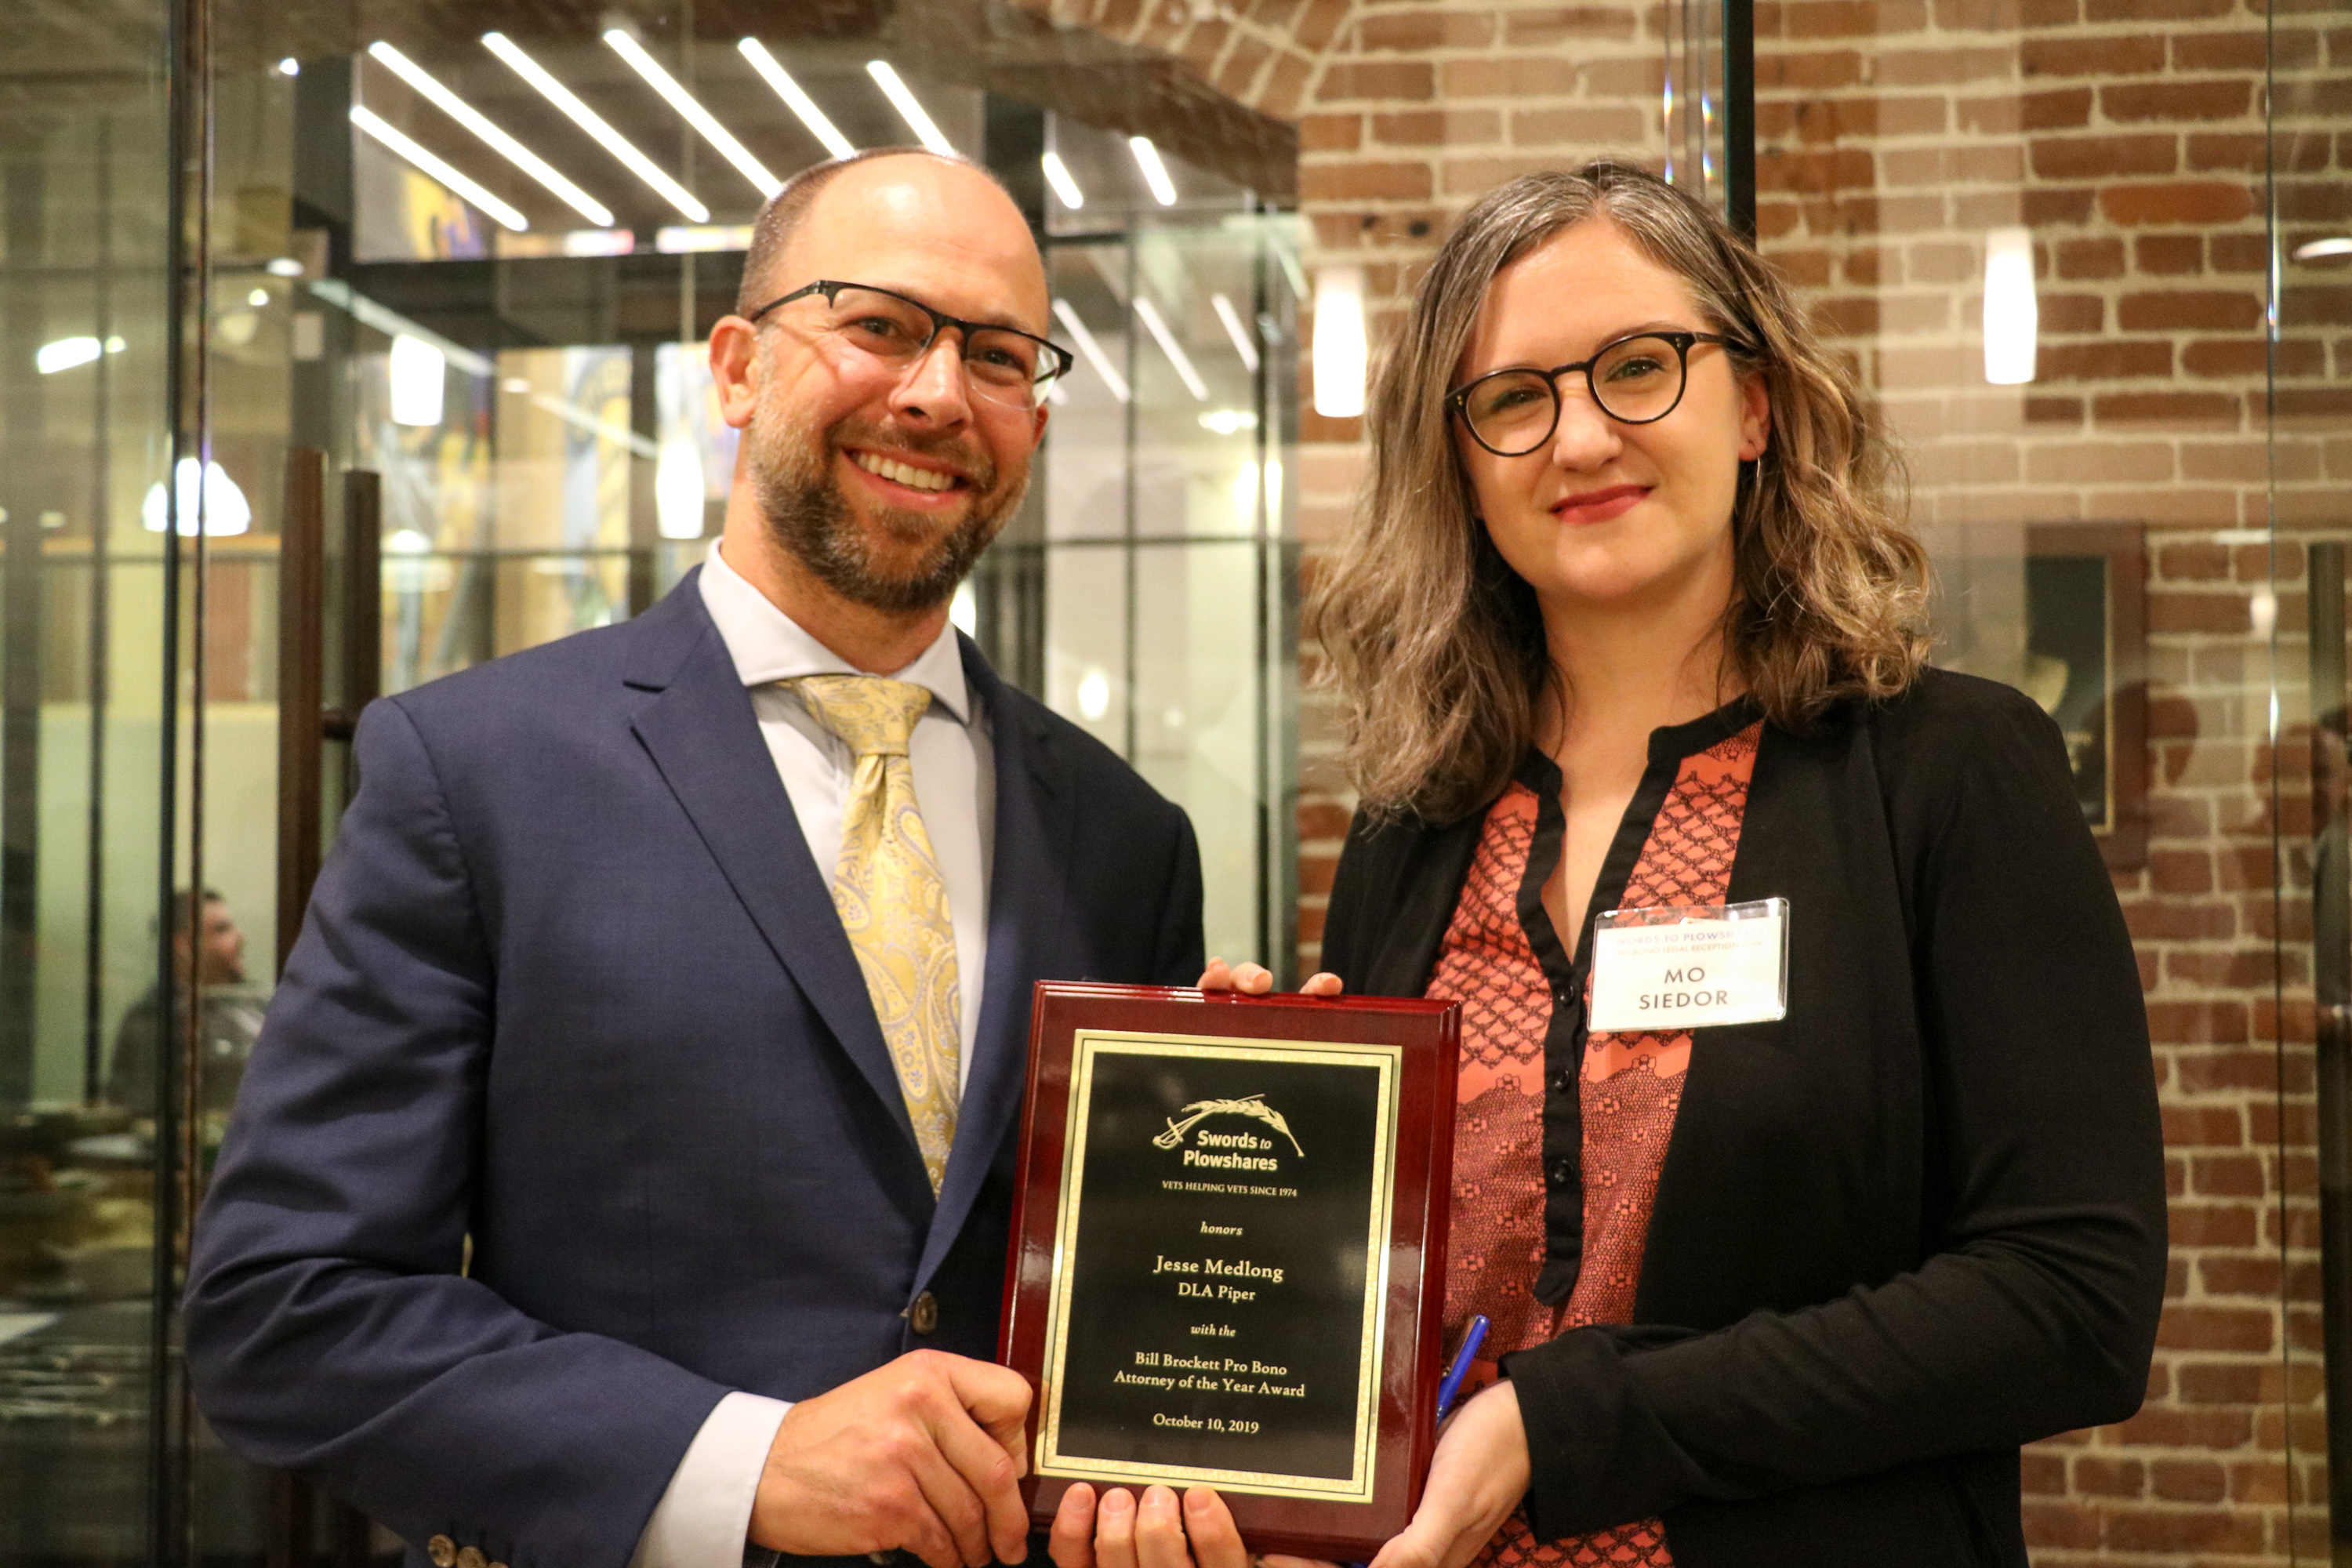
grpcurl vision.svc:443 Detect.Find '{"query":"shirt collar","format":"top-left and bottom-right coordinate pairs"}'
top-left (697, 539), bottom-right (972, 725)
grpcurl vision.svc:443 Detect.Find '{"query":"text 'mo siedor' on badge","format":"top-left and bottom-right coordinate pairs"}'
top-left (1001, 983), bottom-right (1461, 1559)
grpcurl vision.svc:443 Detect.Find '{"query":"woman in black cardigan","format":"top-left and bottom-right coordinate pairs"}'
top-left (1051, 163), bottom-right (2163, 1568)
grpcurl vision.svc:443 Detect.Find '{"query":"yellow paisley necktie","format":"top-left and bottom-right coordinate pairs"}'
top-left (791, 675), bottom-right (961, 1194)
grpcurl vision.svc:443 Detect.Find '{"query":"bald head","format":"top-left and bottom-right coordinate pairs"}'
top-left (736, 151), bottom-right (1047, 335)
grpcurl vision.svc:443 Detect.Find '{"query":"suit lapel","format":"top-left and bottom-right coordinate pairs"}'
top-left (918, 643), bottom-right (1073, 1284)
top-left (623, 576), bottom-right (920, 1156)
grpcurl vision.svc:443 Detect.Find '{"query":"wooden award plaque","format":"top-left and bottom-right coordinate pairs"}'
top-left (1000, 982), bottom-right (1461, 1559)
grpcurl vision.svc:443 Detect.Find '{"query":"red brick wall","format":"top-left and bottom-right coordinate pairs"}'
top-left (1751, 2), bottom-right (2347, 1559)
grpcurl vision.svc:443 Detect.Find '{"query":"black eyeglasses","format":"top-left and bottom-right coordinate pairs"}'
top-left (1445, 330), bottom-right (1749, 457)
top-left (743, 280), bottom-right (1074, 407)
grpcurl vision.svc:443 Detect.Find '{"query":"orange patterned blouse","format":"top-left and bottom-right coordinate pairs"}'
top-left (1424, 723), bottom-right (1762, 1568)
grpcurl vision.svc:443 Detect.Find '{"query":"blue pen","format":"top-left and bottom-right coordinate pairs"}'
top-left (1338, 1318), bottom-right (1497, 1568)
top-left (1435, 1313), bottom-right (1490, 1420)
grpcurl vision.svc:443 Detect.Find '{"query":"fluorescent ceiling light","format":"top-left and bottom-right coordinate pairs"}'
top-left (739, 40), bottom-right (854, 160)
top-left (1209, 292), bottom-right (1259, 372)
top-left (604, 31), bottom-right (779, 198)
top-left (368, 42), bottom-right (613, 227)
top-left (142, 459), bottom-right (251, 536)
top-left (2296, 237), bottom-right (2352, 261)
top-left (266, 256), bottom-right (305, 278)
top-left (248, 287), bottom-right (270, 307)
top-left (1132, 296), bottom-right (1207, 401)
top-left (35, 335), bottom-right (124, 374)
top-left (1982, 225), bottom-right (2038, 386)
top-left (482, 32), bottom-right (709, 222)
top-left (1199, 409), bottom-right (1257, 435)
top-left (1311, 266), bottom-right (1367, 419)
top-left (1040, 150), bottom-right (1084, 209)
top-left (389, 333), bottom-right (448, 426)
top-left (866, 60), bottom-right (954, 155)
top-left (350, 106), bottom-right (528, 232)
top-left (1052, 298), bottom-right (1130, 403)
top-left (278, 56), bottom-right (299, 76)
top-left (1128, 136), bottom-right (1177, 206)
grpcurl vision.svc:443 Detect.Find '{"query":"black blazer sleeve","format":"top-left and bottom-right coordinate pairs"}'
top-left (1153, 814), bottom-right (1208, 984)
top-left (1504, 688), bottom-right (2168, 1534)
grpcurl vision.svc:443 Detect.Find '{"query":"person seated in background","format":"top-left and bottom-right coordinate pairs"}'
top-left (107, 887), bottom-right (264, 1117)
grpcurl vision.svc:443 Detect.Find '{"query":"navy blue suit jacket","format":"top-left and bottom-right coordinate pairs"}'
top-left (184, 572), bottom-right (1206, 1568)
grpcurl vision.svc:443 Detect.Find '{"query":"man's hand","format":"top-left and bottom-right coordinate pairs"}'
top-left (1048, 1483), bottom-right (1333, 1568)
top-left (1366, 1382), bottom-right (1528, 1568)
top-left (1198, 959), bottom-right (1343, 997)
top-left (750, 1349), bottom-right (1033, 1568)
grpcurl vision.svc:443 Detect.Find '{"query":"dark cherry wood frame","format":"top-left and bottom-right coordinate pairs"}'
top-left (1000, 982), bottom-right (1461, 1559)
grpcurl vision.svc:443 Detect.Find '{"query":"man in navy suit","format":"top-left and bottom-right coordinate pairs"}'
top-left (186, 148), bottom-right (1204, 1568)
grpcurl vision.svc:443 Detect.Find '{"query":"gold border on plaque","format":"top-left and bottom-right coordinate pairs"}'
top-left (1035, 1029), bottom-right (1402, 1501)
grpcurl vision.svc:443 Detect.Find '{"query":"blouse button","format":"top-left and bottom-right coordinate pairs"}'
top-left (1548, 1067), bottom-right (1574, 1096)
top-left (1546, 1156), bottom-right (1577, 1189)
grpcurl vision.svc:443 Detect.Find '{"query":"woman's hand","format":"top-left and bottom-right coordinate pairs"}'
top-left (1197, 958), bottom-right (1345, 998)
top-left (1367, 1382), bottom-right (1530, 1568)
top-left (1047, 1483), bottom-right (1336, 1568)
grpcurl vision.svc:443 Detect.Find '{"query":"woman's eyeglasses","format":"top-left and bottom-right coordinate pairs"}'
top-left (744, 280), bottom-right (1075, 408)
top-left (1445, 330), bottom-right (1748, 456)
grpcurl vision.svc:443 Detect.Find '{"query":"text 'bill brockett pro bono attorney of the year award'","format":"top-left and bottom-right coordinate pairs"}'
top-left (1000, 982), bottom-right (1461, 1559)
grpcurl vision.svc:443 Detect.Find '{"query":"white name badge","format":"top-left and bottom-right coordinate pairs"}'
top-left (1586, 898), bottom-right (1790, 1033)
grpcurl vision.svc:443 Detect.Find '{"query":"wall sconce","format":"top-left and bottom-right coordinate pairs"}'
top-left (1983, 226), bottom-right (2038, 386)
top-left (141, 458), bottom-right (251, 536)
top-left (1312, 266), bottom-right (1367, 419)
top-left (655, 438), bottom-right (707, 539)
top-left (389, 334), bottom-right (448, 426)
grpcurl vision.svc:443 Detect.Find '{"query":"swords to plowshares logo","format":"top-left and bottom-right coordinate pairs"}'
top-left (1151, 1094), bottom-right (1304, 1170)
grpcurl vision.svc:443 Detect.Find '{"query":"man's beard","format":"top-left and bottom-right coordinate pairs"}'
top-left (748, 408), bottom-right (1027, 615)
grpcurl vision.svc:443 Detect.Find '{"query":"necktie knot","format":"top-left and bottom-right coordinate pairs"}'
top-left (791, 674), bottom-right (932, 760)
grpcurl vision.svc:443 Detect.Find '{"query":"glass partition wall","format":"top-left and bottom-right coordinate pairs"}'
top-left (2, 0), bottom-right (189, 1555)
top-left (9, 0), bottom-right (2352, 1562)
top-left (5, 2), bottom-right (1315, 1560)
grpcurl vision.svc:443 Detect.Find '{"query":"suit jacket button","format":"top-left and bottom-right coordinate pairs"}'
top-left (427, 1538), bottom-right (457, 1568)
top-left (489, 1561), bottom-right (510, 1568)
top-left (909, 1290), bottom-right (939, 1336)
top-left (457, 1548), bottom-right (487, 1568)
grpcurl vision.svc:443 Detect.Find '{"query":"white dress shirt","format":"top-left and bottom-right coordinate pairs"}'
top-left (630, 541), bottom-right (995, 1568)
